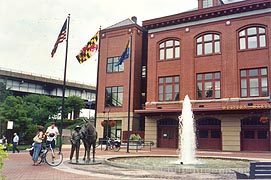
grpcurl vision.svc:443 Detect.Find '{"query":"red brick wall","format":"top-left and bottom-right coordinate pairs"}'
top-left (146, 13), bottom-right (271, 110)
top-left (98, 26), bottom-right (143, 114)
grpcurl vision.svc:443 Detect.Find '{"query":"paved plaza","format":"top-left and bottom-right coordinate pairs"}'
top-left (2, 146), bottom-right (271, 180)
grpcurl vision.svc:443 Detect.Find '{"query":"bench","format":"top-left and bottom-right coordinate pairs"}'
top-left (121, 140), bottom-right (154, 152)
top-left (234, 161), bottom-right (271, 179)
top-left (96, 139), bottom-right (154, 152)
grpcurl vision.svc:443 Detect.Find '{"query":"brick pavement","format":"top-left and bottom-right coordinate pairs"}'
top-left (2, 146), bottom-right (271, 180)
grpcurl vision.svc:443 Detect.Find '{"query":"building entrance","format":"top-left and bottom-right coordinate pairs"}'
top-left (157, 119), bottom-right (178, 148)
top-left (241, 116), bottom-right (270, 151)
top-left (196, 118), bottom-right (222, 150)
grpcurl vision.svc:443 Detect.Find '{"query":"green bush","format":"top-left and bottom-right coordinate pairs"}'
top-left (6, 144), bottom-right (30, 151)
top-left (0, 144), bottom-right (7, 180)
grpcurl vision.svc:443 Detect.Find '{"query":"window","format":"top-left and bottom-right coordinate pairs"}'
top-left (258, 131), bottom-right (268, 139)
top-left (105, 86), bottom-right (123, 107)
top-left (197, 72), bottom-right (220, 99)
top-left (159, 39), bottom-right (180, 60)
top-left (142, 65), bottom-right (146, 78)
top-left (199, 130), bottom-right (208, 138)
top-left (158, 76), bottom-right (179, 101)
top-left (211, 130), bottom-right (221, 138)
top-left (240, 68), bottom-right (268, 97)
top-left (203, 0), bottom-right (213, 8)
top-left (196, 33), bottom-right (220, 56)
top-left (244, 131), bottom-right (254, 139)
top-left (239, 26), bottom-right (266, 50)
top-left (107, 57), bottom-right (124, 73)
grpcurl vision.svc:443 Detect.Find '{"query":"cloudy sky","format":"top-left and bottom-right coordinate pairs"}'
top-left (0, 0), bottom-right (198, 86)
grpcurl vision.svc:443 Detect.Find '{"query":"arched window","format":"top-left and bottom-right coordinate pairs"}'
top-left (197, 118), bottom-right (221, 126)
top-left (159, 39), bottom-right (180, 60)
top-left (196, 33), bottom-right (220, 56)
top-left (238, 26), bottom-right (266, 50)
top-left (241, 116), bottom-right (268, 126)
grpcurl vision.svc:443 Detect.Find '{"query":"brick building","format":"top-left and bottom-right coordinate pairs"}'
top-left (96, 0), bottom-right (271, 151)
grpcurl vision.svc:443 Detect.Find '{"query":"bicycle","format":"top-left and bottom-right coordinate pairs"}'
top-left (105, 138), bottom-right (121, 152)
top-left (32, 144), bottom-right (63, 166)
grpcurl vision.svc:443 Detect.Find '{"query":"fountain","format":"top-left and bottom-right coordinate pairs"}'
top-left (104, 95), bottom-right (250, 175)
top-left (178, 95), bottom-right (197, 164)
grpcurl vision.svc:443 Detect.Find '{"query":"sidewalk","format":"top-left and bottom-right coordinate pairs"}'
top-left (2, 147), bottom-right (271, 180)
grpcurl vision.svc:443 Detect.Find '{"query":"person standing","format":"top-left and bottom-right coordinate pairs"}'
top-left (32, 126), bottom-right (44, 166)
top-left (70, 125), bottom-right (81, 163)
top-left (12, 133), bottom-right (20, 153)
top-left (1, 135), bottom-right (7, 151)
top-left (45, 122), bottom-right (59, 149)
top-left (1, 135), bottom-right (7, 145)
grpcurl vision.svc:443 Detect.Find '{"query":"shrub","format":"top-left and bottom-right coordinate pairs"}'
top-left (0, 144), bottom-right (7, 180)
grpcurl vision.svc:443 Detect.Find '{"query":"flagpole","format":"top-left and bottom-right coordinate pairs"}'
top-left (127, 34), bottom-right (132, 153)
top-left (94, 26), bottom-right (101, 128)
top-left (59, 14), bottom-right (70, 152)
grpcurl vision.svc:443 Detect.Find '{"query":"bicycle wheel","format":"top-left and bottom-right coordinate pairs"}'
top-left (113, 145), bottom-right (120, 152)
top-left (45, 150), bottom-right (63, 166)
top-left (37, 152), bottom-right (45, 165)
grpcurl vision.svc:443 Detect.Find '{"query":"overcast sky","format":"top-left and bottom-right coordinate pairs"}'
top-left (0, 0), bottom-right (198, 86)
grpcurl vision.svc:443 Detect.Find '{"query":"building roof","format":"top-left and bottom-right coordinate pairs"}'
top-left (223, 0), bottom-right (245, 3)
top-left (105, 18), bottom-right (135, 30)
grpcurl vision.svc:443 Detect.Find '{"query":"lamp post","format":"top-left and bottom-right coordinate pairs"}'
top-left (269, 94), bottom-right (271, 125)
top-left (105, 104), bottom-right (111, 150)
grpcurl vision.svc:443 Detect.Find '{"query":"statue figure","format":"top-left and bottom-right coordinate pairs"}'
top-left (70, 125), bottom-right (81, 163)
top-left (79, 120), bottom-right (97, 163)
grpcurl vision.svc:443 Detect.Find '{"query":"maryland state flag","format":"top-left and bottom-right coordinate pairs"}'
top-left (76, 31), bottom-right (99, 64)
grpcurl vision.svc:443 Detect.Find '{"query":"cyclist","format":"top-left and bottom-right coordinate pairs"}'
top-left (32, 126), bottom-right (44, 166)
top-left (45, 122), bottom-right (59, 150)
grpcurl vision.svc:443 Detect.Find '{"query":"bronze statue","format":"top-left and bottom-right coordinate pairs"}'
top-left (79, 120), bottom-right (97, 163)
top-left (70, 125), bottom-right (81, 163)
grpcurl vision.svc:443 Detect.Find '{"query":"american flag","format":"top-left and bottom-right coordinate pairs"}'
top-left (51, 19), bottom-right (67, 58)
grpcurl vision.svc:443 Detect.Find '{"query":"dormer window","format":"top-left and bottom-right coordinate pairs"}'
top-left (198, 0), bottom-right (224, 9)
top-left (203, 0), bottom-right (213, 8)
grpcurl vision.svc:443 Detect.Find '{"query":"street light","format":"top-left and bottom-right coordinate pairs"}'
top-left (104, 104), bottom-right (111, 150)
top-left (269, 94), bottom-right (271, 125)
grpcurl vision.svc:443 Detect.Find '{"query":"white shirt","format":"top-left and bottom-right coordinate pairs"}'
top-left (46, 126), bottom-right (59, 141)
top-left (13, 135), bottom-right (19, 143)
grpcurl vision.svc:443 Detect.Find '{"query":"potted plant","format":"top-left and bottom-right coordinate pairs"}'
top-left (101, 121), bottom-right (107, 127)
top-left (109, 121), bottom-right (116, 127)
top-left (259, 117), bottom-right (268, 124)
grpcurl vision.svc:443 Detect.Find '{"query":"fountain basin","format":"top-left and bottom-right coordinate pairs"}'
top-left (105, 156), bottom-right (249, 174)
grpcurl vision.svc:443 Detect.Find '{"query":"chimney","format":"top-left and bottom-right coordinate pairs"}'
top-left (131, 16), bottom-right (137, 24)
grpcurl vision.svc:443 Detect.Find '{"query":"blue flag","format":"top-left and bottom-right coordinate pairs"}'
top-left (115, 40), bottom-right (130, 66)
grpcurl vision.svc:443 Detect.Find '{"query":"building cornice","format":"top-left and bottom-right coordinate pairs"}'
top-left (142, 0), bottom-right (271, 31)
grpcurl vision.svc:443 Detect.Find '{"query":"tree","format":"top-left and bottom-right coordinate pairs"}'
top-left (0, 94), bottom-right (85, 143)
top-left (65, 96), bottom-right (85, 119)
top-left (0, 96), bottom-right (32, 142)
top-left (0, 82), bottom-right (12, 104)
top-left (23, 95), bottom-right (61, 125)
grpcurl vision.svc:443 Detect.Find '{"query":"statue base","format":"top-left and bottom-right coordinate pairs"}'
top-left (68, 159), bottom-right (102, 165)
